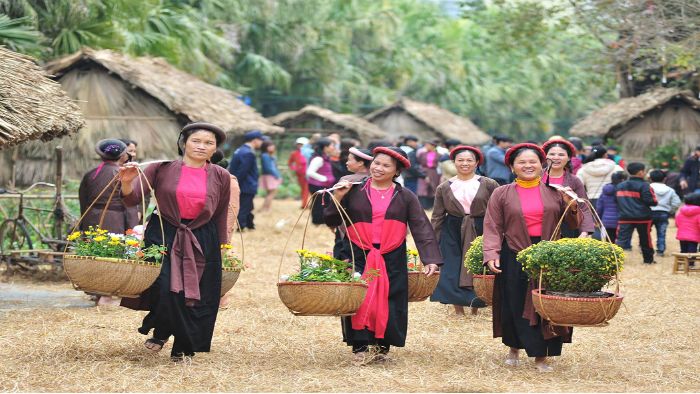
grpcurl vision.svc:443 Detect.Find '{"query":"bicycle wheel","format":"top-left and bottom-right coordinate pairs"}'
top-left (0, 219), bottom-right (33, 254)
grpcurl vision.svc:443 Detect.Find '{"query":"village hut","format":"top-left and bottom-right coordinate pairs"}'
top-left (268, 105), bottom-right (385, 145)
top-left (570, 88), bottom-right (700, 162)
top-left (364, 97), bottom-right (490, 145)
top-left (0, 47), bottom-right (84, 185)
top-left (7, 47), bottom-right (282, 185)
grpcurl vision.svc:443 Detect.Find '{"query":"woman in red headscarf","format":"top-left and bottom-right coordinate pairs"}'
top-left (483, 143), bottom-right (582, 372)
top-left (325, 146), bottom-right (442, 365)
top-left (430, 146), bottom-right (499, 316)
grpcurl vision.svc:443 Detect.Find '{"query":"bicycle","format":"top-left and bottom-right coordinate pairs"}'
top-left (0, 182), bottom-right (77, 273)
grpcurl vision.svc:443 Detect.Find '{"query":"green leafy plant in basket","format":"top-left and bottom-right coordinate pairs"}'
top-left (67, 226), bottom-right (166, 263)
top-left (464, 236), bottom-right (493, 275)
top-left (517, 238), bottom-right (624, 294)
top-left (282, 250), bottom-right (378, 284)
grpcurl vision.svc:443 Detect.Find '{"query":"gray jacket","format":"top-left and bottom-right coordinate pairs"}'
top-left (650, 183), bottom-right (681, 213)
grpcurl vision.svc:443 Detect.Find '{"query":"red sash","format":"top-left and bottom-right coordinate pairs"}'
top-left (346, 219), bottom-right (406, 338)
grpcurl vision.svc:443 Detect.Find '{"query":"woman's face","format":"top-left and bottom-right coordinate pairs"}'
top-left (346, 153), bottom-right (366, 173)
top-left (546, 146), bottom-right (569, 171)
top-left (184, 130), bottom-right (217, 162)
top-left (511, 150), bottom-right (543, 181)
top-left (370, 153), bottom-right (399, 183)
top-left (425, 143), bottom-right (436, 152)
top-left (323, 144), bottom-right (336, 156)
top-left (267, 144), bottom-right (276, 154)
top-left (454, 150), bottom-right (478, 177)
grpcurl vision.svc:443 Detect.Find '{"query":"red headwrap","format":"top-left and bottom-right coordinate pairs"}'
top-left (449, 145), bottom-right (483, 164)
top-left (372, 147), bottom-right (411, 169)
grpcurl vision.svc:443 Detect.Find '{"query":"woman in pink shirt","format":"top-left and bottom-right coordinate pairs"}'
top-left (417, 139), bottom-right (442, 209)
top-left (483, 143), bottom-right (581, 372)
top-left (430, 146), bottom-right (499, 316)
top-left (119, 122), bottom-right (231, 361)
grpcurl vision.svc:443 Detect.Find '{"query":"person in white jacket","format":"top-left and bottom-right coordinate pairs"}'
top-left (577, 146), bottom-right (625, 204)
top-left (649, 169), bottom-right (682, 256)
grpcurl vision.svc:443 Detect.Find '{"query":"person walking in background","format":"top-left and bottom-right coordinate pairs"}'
top-left (430, 145), bottom-right (498, 316)
top-left (399, 135), bottom-right (424, 194)
top-left (288, 137), bottom-right (310, 209)
top-left (485, 135), bottom-right (513, 185)
top-left (675, 192), bottom-right (700, 264)
top-left (259, 140), bottom-right (282, 213)
top-left (301, 133), bottom-right (320, 162)
top-left (439, 138), bottom-right (461, 183)
top-left (306, 138), bottom-right (337, 224)
top-left (228, 130), bottom-right (265, 231)
top-left (119, 138), bottom-right (138, 161)
top-left (416, 139), bottom-right (441, 209)
top-left (483, 143), bottom-right (582, 372)
top-left (595, 171), bottom-right (628, 244)
top-left (679, 145), bottom-right (700, 195)
top-left (615, 162), bottom-right (658, 264)
top-left (119, 122), bottom-right (231, 361)
top-left (576, 145), bottom-right (624, 209)
top-left (606, 146), bottom-right (626, 169)
top-left (79, 139), bottom-right (140, 307)
top-left (567, 137), bottom-right (585, 174)
top-left (649, 170), bottom-right (681, 257)
top-left (332, 139), bottom-right (357, 182)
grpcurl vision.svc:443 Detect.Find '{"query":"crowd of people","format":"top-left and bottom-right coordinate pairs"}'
top-left (76, 123), bottom-right (700, 368)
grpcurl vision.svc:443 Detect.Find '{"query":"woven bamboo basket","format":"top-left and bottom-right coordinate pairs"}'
top-left (407, 271), bottom-right (440, 302)
top-left (277, 281), bottom-right (368, 316)
top-left (220, 268), bottom-right (241, 297)
top-left (472, 274), bottom-right (495, 305)
top-left (531, 289), bottom-right (624, 327)
top-left (63, 255), bottom-right (160, 298)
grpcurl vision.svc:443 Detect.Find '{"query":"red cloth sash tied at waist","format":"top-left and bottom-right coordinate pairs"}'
top-left (346, 220), bottom-right (407, 338)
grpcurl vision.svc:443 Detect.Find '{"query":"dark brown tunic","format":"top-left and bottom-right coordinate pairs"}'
top-left (78, 161), bottom-right (139, 233)
top-left (548, 171), bottom-right (595, 233)
top-left (325, 180), bottom-right (441, 347)
top-left (431, 176), bottom-right (499, 287)
top-left (483, 183), bottom-right (582, 356)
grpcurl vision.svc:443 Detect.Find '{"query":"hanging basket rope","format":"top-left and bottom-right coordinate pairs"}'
top-left (531, 198), bottom-right (624, 327)
top-left (276, 187), bottom-right (368, 317)
top-left (63, 166), bottom-right (166, 297)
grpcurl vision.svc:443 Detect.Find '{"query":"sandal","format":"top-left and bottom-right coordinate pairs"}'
top-left (144, 338), bottom-right (167, 352)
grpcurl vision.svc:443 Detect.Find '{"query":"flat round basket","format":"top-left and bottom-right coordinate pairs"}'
top-left (277, 281), bottom-right (368, 316)
top-left (63, 255), bottom-right (160, 298)
top-left (220, 268), bottom-right (241, 297)
top-left (407, 271), bottom-right (440, 302)
top-left (531, 289), bottom-right (624, 327)
top-left (472, 274), bottom-right (495, 306)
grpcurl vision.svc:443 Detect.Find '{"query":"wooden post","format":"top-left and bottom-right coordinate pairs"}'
top-left (53, 146), bottom-right (64, 239)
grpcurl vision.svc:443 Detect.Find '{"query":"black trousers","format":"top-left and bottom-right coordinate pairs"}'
top-left (616, 220), bottom-right (654, 263)
top-left (238, 192), bottom-right (255, 229)
top-left (680, 241), bottom-right (698, 253)
top-left (308, 184), bottom-right (330, 225)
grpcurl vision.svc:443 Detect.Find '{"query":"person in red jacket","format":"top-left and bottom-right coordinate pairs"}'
top-left (288, 137), bottom-right (310, 209)
top-left (675, 192), bottom-right (700, 263)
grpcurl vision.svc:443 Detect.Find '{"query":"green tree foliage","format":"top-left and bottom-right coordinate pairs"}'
top-left (2, 0), bottom-right (624, 141)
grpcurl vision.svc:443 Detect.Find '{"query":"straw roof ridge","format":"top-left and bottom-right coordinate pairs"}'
top-left (570, 87), bottom-right (700, 137)
top-left (0, 46), bottom-right (84, 149)
top-left (364, 97), bottom-right (489, 144)
top-left (268, 105), bottom-right (385, 141)
top-left (45, 48), bottom-right (282, 135)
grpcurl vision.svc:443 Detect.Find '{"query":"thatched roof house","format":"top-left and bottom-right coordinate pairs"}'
top-left (0, 47), bottom-right (84, 185)
top-left (364, 98), bottom-right (489, 145)
top-left (268, 105), bottom-right (385, 144)
top-left (8, 47), bottom-right (281, 184)
top-left (570, 88), bottom-right (700, 162)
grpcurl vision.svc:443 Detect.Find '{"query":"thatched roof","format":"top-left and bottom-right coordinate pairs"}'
top-left (364, 97), bottom-right (489, 144)
top-left (45, 48), bottom-right (282, 136)
top-left (268, 105), bottom-right (385, 142)
top-left (0, 47), bottom-right (84, 149)
top-left (570, 88), bottom-right (700, 137)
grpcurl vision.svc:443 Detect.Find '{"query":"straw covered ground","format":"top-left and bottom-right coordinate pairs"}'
top-left (1, 198), bottom-right (699, 392)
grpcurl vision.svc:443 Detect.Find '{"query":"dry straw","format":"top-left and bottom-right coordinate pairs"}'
top-left (1, 199), bottom-right (699, 392)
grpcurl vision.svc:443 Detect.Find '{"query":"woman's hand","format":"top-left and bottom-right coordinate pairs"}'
top-left (423, 263), bottom-right (439, 276)
top-left (486, 259), bottom-right (502, 274)
top-left (557, 186), bottom-right (575, 204)
top-left (332, 180), bottom-right (352, 201)
top-left (119, 162), bottom-right (140, 184)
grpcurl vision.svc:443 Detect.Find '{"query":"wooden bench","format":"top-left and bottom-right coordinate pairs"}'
top-left (672, 253), bottom-right (700, 274)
